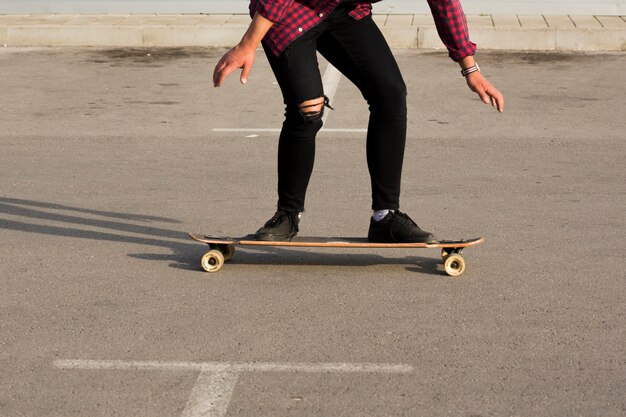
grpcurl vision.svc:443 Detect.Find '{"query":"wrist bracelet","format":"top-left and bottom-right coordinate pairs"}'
top-left (461, 63), bottom-right (480, 77)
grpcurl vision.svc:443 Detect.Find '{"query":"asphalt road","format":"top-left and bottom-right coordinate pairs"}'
top-left (1, 47), bottom-right (625, 417)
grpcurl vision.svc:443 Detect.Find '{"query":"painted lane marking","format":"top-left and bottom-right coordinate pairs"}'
top-left (321, 63), bottom-right (342, 125)
top-left (181, 369), bottom-right (239, 417)
top-left (212, 63), bottom-right (358, 135)
top-left (54, 360), bottom-right (413, 417)
top-left (54, 359), bottom-right (413, 373)
top-left (212, 128), bottom-right (366, 133)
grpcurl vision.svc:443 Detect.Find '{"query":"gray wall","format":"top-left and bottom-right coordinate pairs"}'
top-left (1, 0), bottom-right (624, 15)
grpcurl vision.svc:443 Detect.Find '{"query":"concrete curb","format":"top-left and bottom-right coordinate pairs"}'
top-left (1, 14), bottom-right (625, 51)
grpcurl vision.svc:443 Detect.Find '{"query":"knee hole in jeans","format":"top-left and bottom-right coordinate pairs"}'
top-left (298, 97), bottom-right (326, 122)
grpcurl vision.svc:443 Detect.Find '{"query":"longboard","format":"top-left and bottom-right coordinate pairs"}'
top-left (188, 233), bottom-right (484, 277)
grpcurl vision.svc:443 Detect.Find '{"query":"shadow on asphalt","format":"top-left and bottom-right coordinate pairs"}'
top-left (141, 246), bottom-right (444, 276)
top-left (0, 196), bottom-right (446, 276)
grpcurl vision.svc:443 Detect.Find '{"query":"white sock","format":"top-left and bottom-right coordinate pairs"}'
top-left (372, 209), bottom-right (394, 222)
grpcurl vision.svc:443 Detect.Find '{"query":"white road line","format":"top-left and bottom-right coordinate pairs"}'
top-left (212, 128), bottom-right (366, 133)
top-left (211, 63), bottom-right (350, 135)
top-left (321, 64), bottom-right (342, 125)
top-left (181, 369), bottom-right (240, 417)
top-left (54, 360), bottom-right (413, 417)
top-left (54, 359), bottom-right (414, 373)
top-left (213, 128), bottom-right (281, 133)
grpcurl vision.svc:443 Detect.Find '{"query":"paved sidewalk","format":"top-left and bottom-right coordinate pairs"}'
top-left (0, 14), bottom-right (625, 51)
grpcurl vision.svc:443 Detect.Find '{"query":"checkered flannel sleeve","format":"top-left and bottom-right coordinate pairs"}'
top-left (254, 0), bottom-right (295, 23)
top-left (427, 0), bottom-right (476, 61)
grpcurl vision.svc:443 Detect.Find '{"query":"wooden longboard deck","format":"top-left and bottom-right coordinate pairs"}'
top-left (189, 233), bottom-right (483, 276)
top-left (188, 233), bottom-right (483, 249)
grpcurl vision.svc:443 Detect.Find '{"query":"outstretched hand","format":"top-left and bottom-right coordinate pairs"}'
top-left (213, 44), bottom-right (256, 87)
top-left (465, 71), bottom-right (504, 113)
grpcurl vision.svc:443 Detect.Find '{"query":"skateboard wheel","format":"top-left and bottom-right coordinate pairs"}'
top-left (201, 250), bottom-right (225, 273)
top-left (443, 254), bottom-right (465, 277)
top-left (221, 244), bottom-right (235, 261)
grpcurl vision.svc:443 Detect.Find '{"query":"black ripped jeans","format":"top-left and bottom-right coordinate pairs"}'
top-left (262, 3), bottom-right (407, 213)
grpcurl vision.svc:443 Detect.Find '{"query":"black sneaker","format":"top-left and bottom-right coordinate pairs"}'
top-left (368, 210), bottom-right (437, 243)
top-left (254, 209), bottom-right (300, 241)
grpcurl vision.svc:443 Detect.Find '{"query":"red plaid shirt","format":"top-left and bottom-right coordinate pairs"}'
top-left (249, 0), bottom-right (476, 61)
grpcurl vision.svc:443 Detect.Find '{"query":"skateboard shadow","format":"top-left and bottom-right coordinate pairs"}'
top-left (0, 196), bottom-right (445, 275)
top-left (211, 246), bottom-right (444, 276)
top-left (0, 196), bottom-right (201, 270)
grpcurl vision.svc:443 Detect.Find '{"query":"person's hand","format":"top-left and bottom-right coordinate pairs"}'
top-left (465, 71), bottom-right (504, 113)
top-left (213, 44), bottom-right (255, 87)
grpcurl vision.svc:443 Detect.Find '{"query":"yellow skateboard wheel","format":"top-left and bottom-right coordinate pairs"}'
top-left (201, 249), bottom-right (225, 273)
top-left (443, 254), bottom-right (465, 277)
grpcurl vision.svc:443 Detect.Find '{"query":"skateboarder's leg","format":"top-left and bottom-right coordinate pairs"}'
top-left (256, 25), bottom-right (330, 240)
top-left (316, 12), bottom-right (406, 211)
top-left (262, 24), bottom-right (331, 214)
top-left (316, 10), bottom-right (435, 243)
